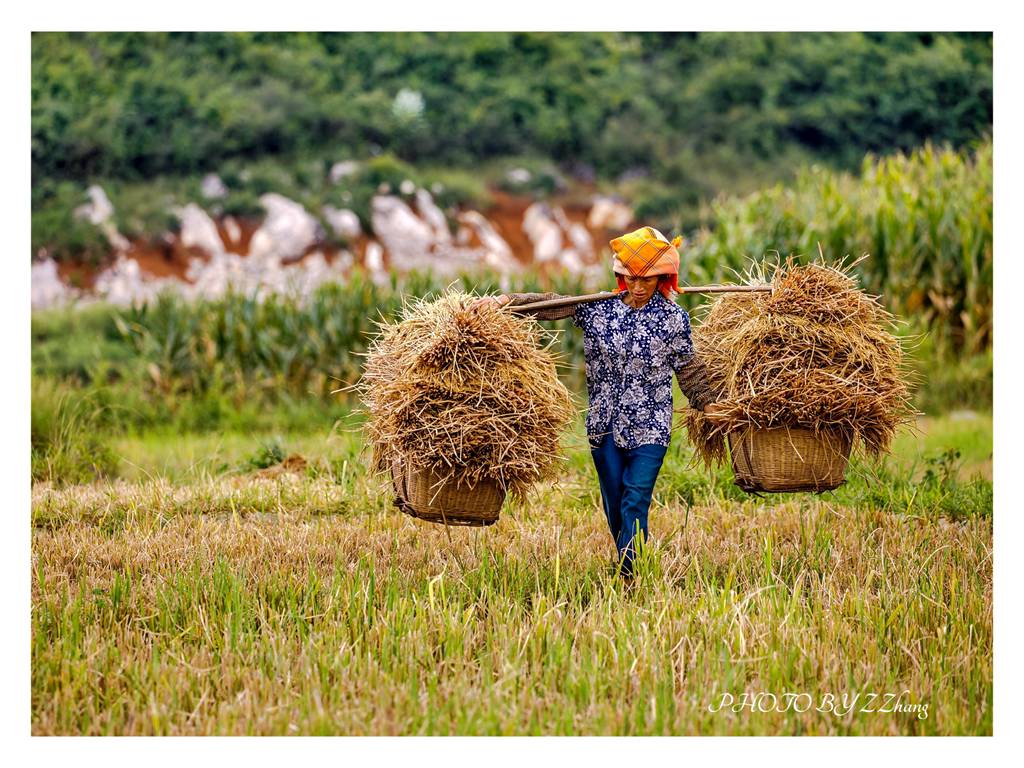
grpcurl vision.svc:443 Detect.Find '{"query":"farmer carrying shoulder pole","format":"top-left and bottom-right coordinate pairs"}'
top-left (470, 226), bottom-right (715, 578)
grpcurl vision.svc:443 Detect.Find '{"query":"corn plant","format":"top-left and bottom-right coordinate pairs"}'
top-left (683, 139), bottom-right (992, 352)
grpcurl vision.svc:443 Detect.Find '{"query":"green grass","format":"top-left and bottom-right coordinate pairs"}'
top-left (31, 410), bottom-right (992, 735)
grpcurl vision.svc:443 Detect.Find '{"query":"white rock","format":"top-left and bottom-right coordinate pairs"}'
top-left (458, 211), bottom-right (517, 272)
top-left (31, 258), bottom-right (71, 309)
top-left (369, 195), bottom-right (519, 277)
top-left (249, 193), bottom-right (321, 265)
top-left (322, 206), bottom-right (362, 240)
top-left (371, 195), bottom-right (436, 271)
top-left (454, 226), bottom-right (473, 246)
top-left (73, 185), bottom-right (116, 226)
top-left (176, 203), bottom-right (225, 257)
top-left (329, 160), bottom-right (360, 184)
top-left (523, 203), bottom-right (564, 263)
top-left (364, 241), bottom-right (384, 272)
top-left (223, 216), bottom-right (242, 245)
top-left (551, 206), bottom-right (573, 231)
top-left (333, 250), bottom-right (355, 272)
top-left (73, 185), bottom-right (130, 252)
top-left (559, 248), bottom-right (585, 273)
top-left (185, 251), bottom-right (244, 300)
top-left (415, 189), bottom-right (451, 243)
top-left (567, 222), bottom-right (595, 259)
top-left (364, 242), bottom-right (389, 285)
top-left (201, 173), bottom-right (229, 199)
top-left (94, 257), bottom-right (179, 307)
top-left (588, 196), bottom-right (634, 231)
top-left (506, 168), bottom-right (532, 185)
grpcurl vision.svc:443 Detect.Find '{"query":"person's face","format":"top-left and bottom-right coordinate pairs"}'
top-left (624, 274), bottom-right (660, 304)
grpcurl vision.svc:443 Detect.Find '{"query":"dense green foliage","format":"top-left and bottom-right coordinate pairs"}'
top-left (32, 32), bottom-right (991, 183)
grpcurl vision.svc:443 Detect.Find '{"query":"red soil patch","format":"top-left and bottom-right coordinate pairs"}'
top-left (55, 261), bottom-right (100, 291)
top-left (216, 216), bottom-right (262, 256)
top-left (484, 189), bottom-right (534, 264)
top-left (131, 240), bottom-right (205, 282)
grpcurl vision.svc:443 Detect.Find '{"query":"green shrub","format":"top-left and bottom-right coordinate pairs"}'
top-left (241, 437), bottom-right (287, 471)
top-left (840, 447), bottom-right (991, 520)
top-left (31, 182), bottom-right (110, 264)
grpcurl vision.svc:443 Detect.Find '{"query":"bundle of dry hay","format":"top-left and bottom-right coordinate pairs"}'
top-left (357, 292), bottom-right (577, 500)
top-left (685, 257), bottom-right (916, 466)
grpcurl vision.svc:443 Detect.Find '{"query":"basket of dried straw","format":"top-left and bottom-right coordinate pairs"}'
top-left (725, 425), bottom-right (852, 493)
top-left (359, 292), bottom-right (576, 527)
top-left (391, 458), bottom-right (504, 526)
top-left (687, 257), bottom-right (915, 494)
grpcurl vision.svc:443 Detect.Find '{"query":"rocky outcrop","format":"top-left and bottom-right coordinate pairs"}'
top-left (94, 256), bottom-right (179, 306)
top-left (455, 211), bottom-right (518, 273)
top-left (415, 189), bottom-right (450, 243)
top-left (31, 258), bottom-right (72, 309)
top-left (370, 190), bottom-right (523, 277)
top-left (201, 173), bottom-right (229, 199)
top-left (73, 185), bottom-right (130, 252)
top-left (223, 217), bottom-right (243, 246)
top-left (371, 195), bottom-right (437, 271)
top-left (364, 241), bottom-right (387, 285)
top-left (523, 203), bottom-right (564, 264)
top-left (329, 160), bottom-right (360, 183)
top-left (322, 206), bottom-right (362, 240)
top-left (177, 203), bottom-right (226, 257)
top-left (33, 183), bottom-right (628, 309)
top-left (522, 202), bottom-right (596, 272)
top-left (247, 194), bottom-right (322, 266)
top-left (587, 196), bottom-right (633, 231)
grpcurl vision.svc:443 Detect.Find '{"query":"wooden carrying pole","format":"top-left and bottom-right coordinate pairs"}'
top-left (507, 284), bottom-right (771, 313)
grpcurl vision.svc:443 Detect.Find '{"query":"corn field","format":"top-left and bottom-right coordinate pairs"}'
top-left (683, 139), bottom-right (992, 352)
top-left (113, 271), bottom-right (594, 399)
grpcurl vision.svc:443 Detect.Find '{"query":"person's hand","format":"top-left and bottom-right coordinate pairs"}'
top-left (469, 294), bottom-right (511, 313)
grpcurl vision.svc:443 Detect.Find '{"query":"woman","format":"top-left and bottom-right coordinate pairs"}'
top-left (471, 226), bottom-right (713, 578)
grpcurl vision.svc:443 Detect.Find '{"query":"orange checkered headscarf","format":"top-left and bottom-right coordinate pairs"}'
top-left (610, 226), bottom-right (682, 298)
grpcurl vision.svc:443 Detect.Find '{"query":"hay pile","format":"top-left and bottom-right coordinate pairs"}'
top-left (357, 292), bottom-right (577, 500)
top-left (685, 258), bottom-right (915, 465)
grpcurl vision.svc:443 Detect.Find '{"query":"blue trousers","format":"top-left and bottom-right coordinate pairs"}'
top-left (590, 435), bottom-right (668, 575)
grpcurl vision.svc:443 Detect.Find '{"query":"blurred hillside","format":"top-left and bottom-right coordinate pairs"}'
top-left (32, 31), bottom-right (992, 262)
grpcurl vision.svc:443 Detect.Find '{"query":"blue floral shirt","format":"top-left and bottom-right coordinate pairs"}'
top-left (573, 293), bottom-right (695, 449)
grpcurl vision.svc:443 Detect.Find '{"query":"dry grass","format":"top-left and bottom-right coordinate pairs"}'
top-left (32, 467), bottom-right (991, 735)
top-left (686, 258), bottom-right (916, 466)
top-left (355, 292), bottom-right (577, 499)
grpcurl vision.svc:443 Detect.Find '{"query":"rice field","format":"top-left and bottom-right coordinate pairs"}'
top-left (30, 412), bottom-right (992, 735)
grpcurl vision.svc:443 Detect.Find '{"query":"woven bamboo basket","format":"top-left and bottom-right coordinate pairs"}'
top-left (727, 426), bottom-right (852, 493)
top-left (390, 458), bottom-right (505, 527)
